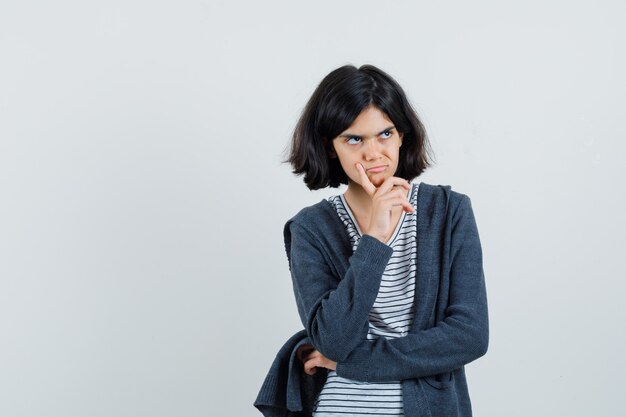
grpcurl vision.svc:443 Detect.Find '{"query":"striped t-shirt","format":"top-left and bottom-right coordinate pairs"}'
top-left (313, 182), bottom-right (420, 417)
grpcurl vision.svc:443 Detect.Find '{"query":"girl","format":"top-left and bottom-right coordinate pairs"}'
top-left (282, 64), bottom-right (488, 417)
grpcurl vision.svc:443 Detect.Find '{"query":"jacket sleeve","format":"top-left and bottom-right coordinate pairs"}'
top-left (334, 195), bottom-right (489, 382)
top-left (286, 220), bottom-right (394, 363)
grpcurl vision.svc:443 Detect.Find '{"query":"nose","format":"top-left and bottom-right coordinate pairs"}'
top-left (363, 138), bottom-right (382, 161)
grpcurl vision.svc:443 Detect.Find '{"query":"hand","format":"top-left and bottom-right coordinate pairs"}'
top-left (355, 163), bottom-right (415, 242)
top-left (297, 344), bottom-right (337, 375)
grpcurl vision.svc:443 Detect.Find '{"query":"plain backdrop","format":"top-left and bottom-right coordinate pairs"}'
top-left (1, 1), bottom-right (625, 416)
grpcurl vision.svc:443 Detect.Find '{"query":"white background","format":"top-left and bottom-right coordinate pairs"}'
top-left (1, 1), bottom-right (624, 416)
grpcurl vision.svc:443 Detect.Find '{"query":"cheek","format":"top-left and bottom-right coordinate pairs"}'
top-left (393, 146), bottom-right (402, 162)
top-left (344, 163), bottom-right (359, 178)
top-left (335, 154), bottom-right (355, 173)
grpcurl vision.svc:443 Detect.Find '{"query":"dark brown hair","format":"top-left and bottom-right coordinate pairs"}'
top-left (283, 64), bottom-right (435, 190)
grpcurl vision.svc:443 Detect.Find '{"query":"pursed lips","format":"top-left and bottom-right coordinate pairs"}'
top-left (367, 165), bottom-right (387, 172)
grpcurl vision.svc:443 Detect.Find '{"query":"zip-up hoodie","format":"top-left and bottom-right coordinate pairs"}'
top-left (254, 183), bottom-right (489, 417)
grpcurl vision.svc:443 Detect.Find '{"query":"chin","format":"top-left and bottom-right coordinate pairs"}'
top-left (369, 175), bottom-right (387, 187)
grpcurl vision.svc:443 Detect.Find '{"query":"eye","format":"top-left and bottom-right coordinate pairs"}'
top-left (381, 130), bottom-right (392, 139)
top-left (346, 136), bottom-right (361, 145)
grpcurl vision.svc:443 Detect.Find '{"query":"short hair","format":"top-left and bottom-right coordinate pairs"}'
top-left (283, 64), bottom-right (435, 190)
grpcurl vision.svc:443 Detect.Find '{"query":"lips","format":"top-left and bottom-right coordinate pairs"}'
top-left (367, 165), bottom-right (387, 173)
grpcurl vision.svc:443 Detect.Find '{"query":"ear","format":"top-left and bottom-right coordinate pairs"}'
top-left (399, 132), bottom-right (404, 146)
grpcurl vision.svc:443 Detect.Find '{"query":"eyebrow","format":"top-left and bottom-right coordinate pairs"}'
top-left (338, 125), bottom-right (396, 138)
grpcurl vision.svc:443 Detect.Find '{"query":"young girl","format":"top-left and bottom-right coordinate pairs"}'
top-left (281, 64), bottom-right (488, 417)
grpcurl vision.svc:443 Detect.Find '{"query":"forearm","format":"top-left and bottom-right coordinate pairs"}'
top-left (335, 298), bottom-right (488, 382)
top-left (288, 223), bottom-right (394, 362)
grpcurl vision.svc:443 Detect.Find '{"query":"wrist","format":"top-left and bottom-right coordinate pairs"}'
top-left (363, 232), bottom-right (386, 244)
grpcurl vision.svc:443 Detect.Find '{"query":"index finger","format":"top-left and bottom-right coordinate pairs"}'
top-left (355, 163), bottom-right (377, 196)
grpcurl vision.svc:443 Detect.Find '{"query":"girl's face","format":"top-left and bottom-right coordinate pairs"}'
top-left (330, 105), bottom-right (403, 189)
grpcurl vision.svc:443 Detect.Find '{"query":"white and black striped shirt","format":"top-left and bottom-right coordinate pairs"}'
top-left (313, 182), bottom-right (420, 417)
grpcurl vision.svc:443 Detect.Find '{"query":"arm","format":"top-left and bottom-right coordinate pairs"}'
top-left (286, 220), bottom-right (394, 363)
top-left (335, 195), bottom-right (489, 382)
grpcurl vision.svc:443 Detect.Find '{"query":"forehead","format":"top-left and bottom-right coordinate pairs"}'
top-left (340, 106), bottom-right (394, 135)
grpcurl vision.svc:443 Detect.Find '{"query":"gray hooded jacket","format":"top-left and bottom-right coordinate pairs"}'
top-left (254, 183), bottom-right (489, 417)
